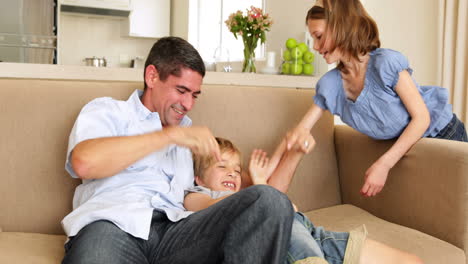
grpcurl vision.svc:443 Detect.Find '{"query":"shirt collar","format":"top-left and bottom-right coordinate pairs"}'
top-left (128, 89), bottom-right (192, 127)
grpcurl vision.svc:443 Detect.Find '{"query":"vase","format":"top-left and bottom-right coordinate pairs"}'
top-left (242, 48), bottom-right (256, 73)
top-left (242, 36), bottom-right (258, 73)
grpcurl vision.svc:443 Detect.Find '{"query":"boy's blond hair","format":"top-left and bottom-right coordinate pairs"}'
top-left (193, 137), bottom-right (242, 180)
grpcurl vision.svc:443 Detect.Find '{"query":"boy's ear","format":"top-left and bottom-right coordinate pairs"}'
top-left (194, 176), bottom-right (204, 186)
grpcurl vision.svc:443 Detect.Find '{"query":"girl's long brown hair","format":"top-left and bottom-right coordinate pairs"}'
top-left (306, 0), bottom-right (380, 72)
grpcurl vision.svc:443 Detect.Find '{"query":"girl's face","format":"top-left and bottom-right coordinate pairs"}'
top-left (307, 19), bottom-right (343, 64)
top-left (196, 151), bottom-right (242, 192)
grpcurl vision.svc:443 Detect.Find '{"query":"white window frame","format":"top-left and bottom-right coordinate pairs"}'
top-left (188, 0), bottom-right (266, 63)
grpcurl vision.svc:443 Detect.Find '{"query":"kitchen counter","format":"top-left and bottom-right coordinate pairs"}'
top-left (0, 63), bottom-right (318, 89)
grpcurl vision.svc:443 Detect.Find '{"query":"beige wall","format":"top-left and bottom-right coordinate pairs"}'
top-left (171, 1), bottom-right (440, 84)
top-left (266, 0), bottom-right (439, 85)
top-left (363, 0), bottom-right (439, 85)
top-left (170, 0), bottom-right (189, 39)
top-left (266, 0), bottom-right (316, 70)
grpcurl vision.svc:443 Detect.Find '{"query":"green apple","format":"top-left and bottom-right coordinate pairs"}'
top-left (283, 50), bottom-right (292, 61)
top-left (290, 47), bottom-right (303, 59)
top-left (290, 63), bottom-right (303, 75)
top-left (303, 63), bottom-right (314, 75)
top-left (281, 62), bottom-right (291, 74)
top-left (297, 42), bottom-right (308, 53)
top-left (302, 51), bottom-right (315, 63)
top-left (293, 58), bottom-right (304, 65)
top-left (285, 38), bottom-right (297, 50)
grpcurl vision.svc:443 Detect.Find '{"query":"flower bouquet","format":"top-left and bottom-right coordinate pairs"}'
top-left (225, 6), bottom-right (273, 73)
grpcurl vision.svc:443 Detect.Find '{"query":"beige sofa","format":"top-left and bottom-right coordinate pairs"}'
top-left (0, 75), bottom-right (467, 264)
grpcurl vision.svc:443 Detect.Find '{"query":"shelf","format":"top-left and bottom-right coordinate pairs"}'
top-left (0, 62), bottom-right (318, 89)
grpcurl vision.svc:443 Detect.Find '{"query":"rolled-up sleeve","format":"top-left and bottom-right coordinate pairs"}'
top-left (313, 70), bottom-right (341, 114)
top-left (65, 98), bottom-right (124, 178)
top-left (375, 49), bottom-right (414, 92)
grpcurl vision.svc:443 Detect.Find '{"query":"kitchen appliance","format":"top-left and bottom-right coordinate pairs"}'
top-left (84, 56), bottom-right (107, 67)
top-left (0, 0), bottom-right (57, 64)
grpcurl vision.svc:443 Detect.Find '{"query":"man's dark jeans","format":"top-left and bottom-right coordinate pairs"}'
top-left (62, 185), bottom-right (294, 264)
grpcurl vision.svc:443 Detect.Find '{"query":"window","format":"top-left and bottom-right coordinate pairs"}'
top-left (188, 0), bottom-right (265, 63)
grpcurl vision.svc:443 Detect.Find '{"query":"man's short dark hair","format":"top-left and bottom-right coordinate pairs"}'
top-left (144, 37), bottom-right (205, 89)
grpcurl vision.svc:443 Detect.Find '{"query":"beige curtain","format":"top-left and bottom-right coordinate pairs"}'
top-left (437, 0), bottom-right (468, 124)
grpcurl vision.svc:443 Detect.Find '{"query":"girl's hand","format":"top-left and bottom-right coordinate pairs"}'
top-left (249, 149), bottom-right (269, 185)
top-left (285, 126), bottom-right (315, 153)
top-left (360, 161), bottom-right (391, 197)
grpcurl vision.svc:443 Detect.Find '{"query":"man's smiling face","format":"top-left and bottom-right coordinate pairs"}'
top-left (144, 65), bottom-right (203, 127)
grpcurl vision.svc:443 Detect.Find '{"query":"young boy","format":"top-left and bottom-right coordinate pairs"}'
top-left (184, 137), bottom-right (423, 264)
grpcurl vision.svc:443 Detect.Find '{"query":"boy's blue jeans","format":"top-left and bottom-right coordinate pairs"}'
top-left (286, 212), bottom-right (349, 264)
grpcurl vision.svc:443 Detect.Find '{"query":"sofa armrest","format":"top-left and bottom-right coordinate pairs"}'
top-left (334, 125), bottom-right (468, 250)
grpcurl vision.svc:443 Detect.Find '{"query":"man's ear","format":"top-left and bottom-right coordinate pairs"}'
top-left (194, 176), bottom-right (204, 186)
top-left (144, 65), bottom-right (159, 89)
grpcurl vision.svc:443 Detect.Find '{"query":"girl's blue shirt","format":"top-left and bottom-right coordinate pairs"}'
top-left (313, 48), bottom-right (453, 140)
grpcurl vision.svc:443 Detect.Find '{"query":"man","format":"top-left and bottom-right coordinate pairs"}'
top-left (62, 37), bottom-right (294, 263)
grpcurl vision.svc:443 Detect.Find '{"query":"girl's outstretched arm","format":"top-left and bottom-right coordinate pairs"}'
top-left (267, 130), bottom-right (316, 193)
top-left (286, 104), bottom-right (324, 150)
top-left (361, 70), bottom-right (430, 197)
top-left (265, 103), bottom-right (324, 179)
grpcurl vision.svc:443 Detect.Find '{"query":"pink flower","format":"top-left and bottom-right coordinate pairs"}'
top-left (226, 6), bottom-right (272, 46)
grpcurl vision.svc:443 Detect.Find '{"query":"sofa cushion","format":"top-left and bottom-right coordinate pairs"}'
top-left (305, 204), bottom-right (465, 264)
top-left (0, 232), bottom-right (66, 264)
top-left (190, 84), bottom-right (341, 212)
top-left (0, 79), bottom-right (140, 235)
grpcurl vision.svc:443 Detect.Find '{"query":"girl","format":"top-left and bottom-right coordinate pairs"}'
top-left (288, 0), bottom-right (467, 197)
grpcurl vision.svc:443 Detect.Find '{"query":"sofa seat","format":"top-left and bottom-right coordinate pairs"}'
top-left (1, 205), bottom-right (463, 264)
top-left (0, 232), bottom-right (66, 263)
top-left (305, 204), bottom-right (465, 264)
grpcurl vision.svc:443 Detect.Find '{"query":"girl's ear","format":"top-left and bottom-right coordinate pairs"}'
top-left (195, 175), bottom-right (204, 186)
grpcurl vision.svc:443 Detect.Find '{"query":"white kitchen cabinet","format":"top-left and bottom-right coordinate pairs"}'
top-left (60, 0), bottom-right (131, 11)
top-left (122, 0), bottom-right (170, 38)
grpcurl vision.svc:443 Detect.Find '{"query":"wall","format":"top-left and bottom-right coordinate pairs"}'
top-left (266, 0), bottom-right (316, 70)
top-left (363, 0), bottom-right (439, 85)
top-left (58, 13), bottom-right (156, 67)
top-left (170, 0), bottom-right (189, 39)
top-left (266, 0), bottom-right (439, 85)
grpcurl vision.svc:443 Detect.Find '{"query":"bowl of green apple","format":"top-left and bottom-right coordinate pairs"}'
top-left (281, 38), bottom-right (315, 76)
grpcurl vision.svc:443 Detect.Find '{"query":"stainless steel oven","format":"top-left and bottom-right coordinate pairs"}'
top-left (0, 0), bottom-right (57, 64)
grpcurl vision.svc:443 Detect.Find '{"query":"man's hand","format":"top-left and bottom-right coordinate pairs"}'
top-left (249, 149), bottom-right (269, 185)
top-left (163, 126), bottom-right (221, 161)
top-left (360, 161), bottom-right (391, 197)
top-left (285, 126), bottom-right (316, 153)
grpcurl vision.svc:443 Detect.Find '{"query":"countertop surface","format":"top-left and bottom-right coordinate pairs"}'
top-left (0, 63), bottom-right (318, 89)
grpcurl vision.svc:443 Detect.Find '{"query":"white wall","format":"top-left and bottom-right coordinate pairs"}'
top-left (58, 14), bottom-right (156, 67)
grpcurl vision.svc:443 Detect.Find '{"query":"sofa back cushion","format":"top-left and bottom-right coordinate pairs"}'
top-left (190, 84), bottom-right (341, 212)
top-left (0, 78), bottom-right (340, 235)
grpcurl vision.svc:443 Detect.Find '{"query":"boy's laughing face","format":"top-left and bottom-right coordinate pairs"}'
top-left (196, 151), bottom-right (242, 192)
